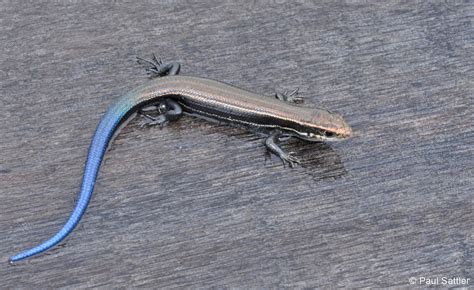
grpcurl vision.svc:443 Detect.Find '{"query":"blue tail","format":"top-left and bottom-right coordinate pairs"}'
top-left (9, 101), bottom-right (129, 263)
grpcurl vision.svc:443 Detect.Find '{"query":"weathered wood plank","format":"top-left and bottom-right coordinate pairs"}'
top-left (0, 1), bottom-right (472, 288)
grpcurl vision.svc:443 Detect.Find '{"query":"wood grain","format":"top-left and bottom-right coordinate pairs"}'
top-left (0, 0), bottom-right (472, 288)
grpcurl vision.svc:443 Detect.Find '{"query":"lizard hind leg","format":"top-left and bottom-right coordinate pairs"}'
top-left (136, 53), bottom-right (181, 77)
top-left (139, 99), bottom-right (183, 127)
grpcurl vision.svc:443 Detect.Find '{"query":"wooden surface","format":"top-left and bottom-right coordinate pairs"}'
top-left (1, 1), bottom-right (472, 288)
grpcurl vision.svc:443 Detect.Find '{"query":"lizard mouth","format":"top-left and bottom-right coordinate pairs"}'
top-left (294, 128), bottom-right (352, 142)
top-left (294, 130), bottom-right (331, 142)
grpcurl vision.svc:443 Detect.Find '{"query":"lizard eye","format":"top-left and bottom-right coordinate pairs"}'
top-left (325, 131), bottom-right (334, 137)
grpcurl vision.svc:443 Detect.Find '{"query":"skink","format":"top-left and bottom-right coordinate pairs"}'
top-left (10, 55), bottom-right (352, 263)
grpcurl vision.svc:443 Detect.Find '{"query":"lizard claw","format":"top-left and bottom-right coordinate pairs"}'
top-left (139, 115), bottom-right (168, 128)
top-left (136, 53), bottom-right (180, 77)
top-left (152, 53), bottom-right (163, 66)
top-left (137, 54), bottom-right (169, 78)
top-left (287, 88), bottom-right (304, 103)
top-left (282, 152), bottom-right (301, 168)
top-left (275, 87), bottom-right (304, 104)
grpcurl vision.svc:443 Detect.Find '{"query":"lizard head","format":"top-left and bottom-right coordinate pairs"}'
top-left (292, 110), bottom-right (352, 142)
